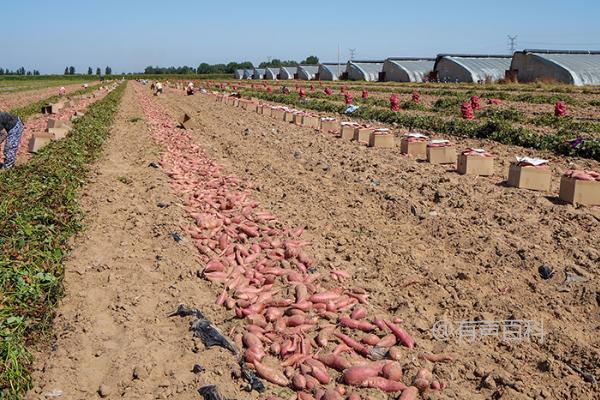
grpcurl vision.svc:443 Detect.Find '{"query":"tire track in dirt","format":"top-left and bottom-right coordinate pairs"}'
top-left (26, 83), bottom-right (244, 399)
top-left (154, 89), bottom-right (599, 400)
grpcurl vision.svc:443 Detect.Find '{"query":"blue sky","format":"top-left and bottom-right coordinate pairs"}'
top-left (4, 0), bottom-right (600, 74)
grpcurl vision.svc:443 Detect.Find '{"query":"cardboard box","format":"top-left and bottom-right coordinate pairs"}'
top-left (559, 176), bottom-right (600, 205)
top-left (368, 130), bottom-right (395, 148)
top-left (263, 107), bottom-right (273, 117)
top-left (507, 164), bottom-right (551, 191)
top-left (400, 138), bottom-right (427, 159)
top-left (427, 145), bottom-right (457, 164)
top-left (293, 113), bottom-right (305, 125)
top-left (28, 132), bottom-right (53, 153)
top-left (340, 123), bottom-right (358, 140)
top-left (178, 113), bottom-right (192, 129)
top-left (233, 98), bottom-right (240, 107)
top-left (457, 154), bottom-right (494, 176)
top-left (285, 111), bottom-right (296, 123)
top-left (302, 115), bottom-right (320, 129)
top-left (320, 118), bottom-right (339, 133)
top-left (47, 118), bottom-right (71, 130)
top-left (273, 108), bottom-right (286, 120)
top-left (354, 127), bottom-right (374, 143)
top-left (47, 127), bottom-right (70, 140)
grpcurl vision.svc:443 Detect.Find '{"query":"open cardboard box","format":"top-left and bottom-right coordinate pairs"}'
top-left (320, 118), bottom-right (339, 133)
top-left (354, 127), bottom-right (374, 143)
top-left (507, 164), bottom-right (551, 191)
top-left (178, 113), bottom-right (192, 129)
top-left (368, 129), bottom-right (394, 148)
top-left (427, 145), bottom-right (456, 164)
top-left (559, 176), bottom-right (600, 205)
top-left (48, 127), bottom-right (69, 140)
top-left (28, 132), bottom-right (54, 153)
top-left (457, 154), bottom-right (494, 176)
top-left (302, 115), bottom-right (320, 129)
top-left (340, 123), bottom-right (358, 140)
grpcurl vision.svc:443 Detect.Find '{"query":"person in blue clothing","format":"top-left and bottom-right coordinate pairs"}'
top-left (0, 112), bottom-right (25, 169)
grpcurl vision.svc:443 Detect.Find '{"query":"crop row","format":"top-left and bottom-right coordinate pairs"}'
top-left (233, 89), bottom-right (600, 161)
top-left (0, 83), bottom-right (125, 399)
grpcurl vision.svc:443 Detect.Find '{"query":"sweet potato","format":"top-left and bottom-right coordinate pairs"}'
top-left (292, 373), bottom-right (307, 390)
top-left (418, 352), bottom-right (454, 363)
top-left (384, 320), bottom-right (414, 349)
top-left (376, 334), bottom-right (396, 347)
top-left (317, 353), bottom-right (351, 371)
top-left (324, 389), bottom-right (341, 400)
top-left (350, 306), bottom-right (367, 320)
top-left (382, 362), bottom-right (403, 381)
top-left (398, 386), bottom-right (419, 400)
top-left (342, 365), bottom-right (381, 385)
top-left (334, 332), bottom-right (369, 357)
top-left (360, 377), bottom-right (407, 392)
top-left (361, 334), bottom-right (380, 346)
top-left (339, 317), bottom-right (375, 332)
top-left (298, 393), bottom-right (316, 400)
top-left (254, 360), bottom-right (289, 386)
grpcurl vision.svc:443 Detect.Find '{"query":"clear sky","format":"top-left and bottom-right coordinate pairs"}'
top-left (4, 0), bottom-right (600, 74)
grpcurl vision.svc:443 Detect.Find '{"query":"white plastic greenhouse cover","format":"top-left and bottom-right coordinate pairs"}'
top-left (348, 61), bottom-right (384, 81)
top-left (243, 69), bottom-right (254, 79)
top-left (279, 67), bottom-right (296, 79)
top-left (265, 68), bottom-right (279, 79)
top-left (253, 69), bottom-right (266, 79)
top-left (435, 55), bottom-right (512, 82)
top-left (384, 58), bottom-right (435, 82)
top-left (523, 51), bottom-right (600, 86)
top-left (234, 69), bottom-right (245, 79)
top-left (298, 65), bottom-right (320, 79)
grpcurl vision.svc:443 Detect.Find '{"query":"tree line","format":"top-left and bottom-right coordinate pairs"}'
top-left (144, 56), bottom-right (319, 75)
top-left (63, 66), bottom-right (113, 75)
top-left (0, 67), bottom-right (41, 75)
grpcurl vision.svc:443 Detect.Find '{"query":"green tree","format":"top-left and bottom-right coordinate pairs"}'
top-left (105, 66), bottom-right (112, 75)
top-left (197, 63), bottom-right (211, 74)
top-left (69, 66), bottom-right (76, 75)
top-left (96, 67), bottom-right (101, 75)
top-left (87, 67), bottom-right (93, 75)
top-left (64, 67), bottom-right (69, 75)
top-left (301, 56), bottom-right (319, 65)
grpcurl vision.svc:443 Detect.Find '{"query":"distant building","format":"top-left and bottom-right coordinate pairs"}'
top-left (279, 66), bottom-right (296, 80)
top-left (510, 49), bottom-right (600, 86)
top-left (297, 65), bottom-right (320, 80)
top-left (433, 54), bottom-right (512, 83)
top-left (318, 63), bottom-right (346, 81)
top-left (346, 60), bottom-right (384, 81)
top-left (252, 68), bottom-right (266, 79)
top-left (382, 58), bottom-right (435, 82)
top-left (265, 67), bottom-right (279, 80)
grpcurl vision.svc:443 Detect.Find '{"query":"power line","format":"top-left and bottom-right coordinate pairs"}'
top-left (349, 48), bottom-right (356, 61)
top-left (507, 35), bottom-right (518, 53)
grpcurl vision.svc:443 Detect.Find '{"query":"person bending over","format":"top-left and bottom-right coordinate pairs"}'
top-left (0, 112), bottom-right (25, 169)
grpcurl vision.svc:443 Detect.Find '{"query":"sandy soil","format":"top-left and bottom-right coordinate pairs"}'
top-left (154, 89), bottom-right (599, 399)
top-left (26, 83), bottom-right (243, 399)
top-left (27, 83), bottom-right (599, 400)
top-left (0, 82), bottom-right (96, 111)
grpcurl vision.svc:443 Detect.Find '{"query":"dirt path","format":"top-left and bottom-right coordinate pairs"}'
top-left (26, 83), bottom-right (240, 399)
top-left (154, 89), bottom-right (599, 399)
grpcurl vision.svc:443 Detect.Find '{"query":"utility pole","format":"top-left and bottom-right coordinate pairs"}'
top-left (507, 35), bottom-right (517, 54)
top-left (337, 44), bottom-right (341, 77)
top-left (349, 48), bottom-right (356, 61)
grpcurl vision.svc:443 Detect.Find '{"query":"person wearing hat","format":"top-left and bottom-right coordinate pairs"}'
top-left (186, 81), bottom-right (194, 96)
top-left (0, 112), bottom-right (25, 169)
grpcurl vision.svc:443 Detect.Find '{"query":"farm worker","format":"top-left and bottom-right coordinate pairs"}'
top-left (186, 82), bottom-right (194, 95)
top-left (155, 82), bottom-right (163, 94)
top-left (299, 88), bottom-right (307, 98)
top-left (310, 84), bottom-right (315, 92)
top-left (59, 86), bottom-right (66, 96)
top-left (0, 112), bottom-right (25, 169)
top-left (83, 83), bottom-right (88, 89)
top-left (324, 87), bottom-right (333, 95)
top-left (281, 86), bottom-right (290, 95)
top-left (361, 89), bottom-right (369, 99)
top-left (412, 91), bottom-right (421, 104)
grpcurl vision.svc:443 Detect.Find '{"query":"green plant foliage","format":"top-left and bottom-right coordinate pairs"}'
top-left (0, 83), bottom-right (125, 398)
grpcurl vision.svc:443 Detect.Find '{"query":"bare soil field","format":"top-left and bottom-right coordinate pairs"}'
top-left (26, 82), bottom-right (599, 400)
